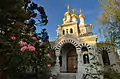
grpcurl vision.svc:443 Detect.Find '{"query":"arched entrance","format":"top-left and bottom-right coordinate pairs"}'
top-left (60, 43), bottom-right (77, 73)
top-left (101, 50), bottom-right (110, 66)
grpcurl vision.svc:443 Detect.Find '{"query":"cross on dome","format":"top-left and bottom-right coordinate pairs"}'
top-left (67, 4), bottom-right (70, 12)
top-left (72, 8), bottom-right (75, 14)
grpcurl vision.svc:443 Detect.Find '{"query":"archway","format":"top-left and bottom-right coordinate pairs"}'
top-left (101, 50), bottom-right (110, 66)
top-left (60, 43), bottom-right (77, 73)
top-left (81, 47), bottom-right (90, 64)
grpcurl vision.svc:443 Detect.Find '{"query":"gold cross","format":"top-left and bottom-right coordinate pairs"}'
top-left (67, 4), bottom-right (70, 11)
top-left (80, 9), bottom-right (82, 13)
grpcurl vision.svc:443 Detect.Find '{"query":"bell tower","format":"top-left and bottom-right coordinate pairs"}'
top-left (57, 5), bottom-right (79, 37)
top-left (56, 5), bottom-right (93, 38)
top-left (79, 9), bottom-right (93, 36)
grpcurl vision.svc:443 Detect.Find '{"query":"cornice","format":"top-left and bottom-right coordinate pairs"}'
top-left (59, 22), bottom-right (78, 27)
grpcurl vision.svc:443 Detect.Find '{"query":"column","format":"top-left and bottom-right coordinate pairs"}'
top-left (77, 49), bottom-right (83, 72)
top-left (55, 51), bottom-right (60, 74)
top-left (76, 50), bottom-right (83, 79)
top-left (51, 50), bottom-right (60, 76)
top-left (77, 51), bottom-right (81, 72)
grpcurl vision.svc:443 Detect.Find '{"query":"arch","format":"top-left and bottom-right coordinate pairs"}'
top-left (98, 47), bottom-right (111, 54)
top-left (70, 28), bottom-right (73, 33)
top-left (101, 50), bottom-right (110, 65)
top-left (55, 42), bottom-right (92, 54)
top-left (66, 29), bottom-right (68, 34)
top-left (63, 30), bottom-right (65, 35)
top-left (60, 43), bottom-right (77, 73)
top-left (55, 39), bottom-right (80, 52)
top-left (98, 47), bottom-right (111, 66)
top-left (81, 47), bottom-right (90, 64)
top-left (79, 43), bottom-right (91, 50)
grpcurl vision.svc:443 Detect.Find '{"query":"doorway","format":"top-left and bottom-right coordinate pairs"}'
top-left (60, 43), bottom-right (77, 73)
top-left (67, 50), bottom-right (77, 73)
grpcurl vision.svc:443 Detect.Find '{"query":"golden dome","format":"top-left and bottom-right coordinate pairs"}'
top-left (79, 9), bottom-right (85, 18)
top-left (63, 18), bottom-right (66, 22)
top-left (79, 14), bottom-right (84, 18)
top-left (64, 4), bottom-right (71, 16)
top-left (71, 14), bottom-right (78, 18)
top-left (71, 9), bottom-right (78, 18)
top-left (64, 11), bottom-right (71, 16)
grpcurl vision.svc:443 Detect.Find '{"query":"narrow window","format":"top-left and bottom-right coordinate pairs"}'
top-left (70, 28), bottom-right (73, 33)
top-left (63, 30), bottom-right (65, 35)
top-left (59, 56), bottom-right (62, 67)
top-left (66, 29), bottom-right (68, 34)
top-left (102, 50), bottom-right (110, 66)
top-left (81, 47), bottom-right (90, 64)
top-left (83, 54), bottom-right (89, 64)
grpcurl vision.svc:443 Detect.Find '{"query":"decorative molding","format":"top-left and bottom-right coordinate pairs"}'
top-left (79, 43), bottom-right (91, 50)
top-left (97, 47), bottom-right (111, 54)
top-left (54, 39), bottom-right (92, 54)
top-left (55, 39), bottom-right (79, 51)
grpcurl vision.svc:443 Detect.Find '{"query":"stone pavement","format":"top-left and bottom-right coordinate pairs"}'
top-left (56, 73), bottom-right (76, 79)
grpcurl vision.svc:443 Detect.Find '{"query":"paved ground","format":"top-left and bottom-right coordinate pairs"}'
top-left (56, 73), bottom-right (76, 79)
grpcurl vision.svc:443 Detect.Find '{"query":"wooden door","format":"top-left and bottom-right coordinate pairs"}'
top-left (67, 52), bottom-right (77, 73)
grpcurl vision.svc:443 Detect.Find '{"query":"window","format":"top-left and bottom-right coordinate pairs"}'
top-left (59, 56), bottom-right (62, 67)
top-left (66, 29), bottom-right (68, 34)
top-left (102, 50), bottom-right (110, 66)
top-left (63, 30), bottom-right (65, 35)
top-left (83, 54), bottom-right (89, 64)
top-left (70, 28), bottom-right (73, 33)
top-left (81, 47), bottom-right (90, 64)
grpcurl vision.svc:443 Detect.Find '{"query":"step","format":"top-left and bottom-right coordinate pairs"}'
top-left (56, 73), bottom-right (76, 79)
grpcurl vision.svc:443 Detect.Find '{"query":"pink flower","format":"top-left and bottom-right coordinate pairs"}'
top-left (47, 53), bottom-right (51, 57)
top-left (47, 64), bottom-right (51, 67)
top-left (21, 46), bottom-right (28, 52)
top-left (31, 36), bottom-right (37, 40)
top-left (28, 45), bottom-right (35, 52)
top-left (11, 36), bottom-right (16, 40)
top-left (20, 41), bottom-right (27, 47)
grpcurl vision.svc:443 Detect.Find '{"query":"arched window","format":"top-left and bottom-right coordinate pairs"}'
top-left (70, 28), bottom-right (73, 33)
top-left (66, 29), bottom-right (68, 34)
top-left (63, 30), bottom-right (65, 35)
top-left (81, 47), bottom-right (90, 64)
top-left (102, 50), bottom-right (110, 66)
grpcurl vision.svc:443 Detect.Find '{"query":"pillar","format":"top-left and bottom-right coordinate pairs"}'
top-left (55, 50), bottom-right (60, 74)
top-left (76, 49), bottom-right (84, 79)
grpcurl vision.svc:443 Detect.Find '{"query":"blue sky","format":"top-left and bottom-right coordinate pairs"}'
top-left (33, 0), bottom-right (103, 42)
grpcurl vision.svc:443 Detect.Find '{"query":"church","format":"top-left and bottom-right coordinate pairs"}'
top-left (50, 5), bottom-right (120, 79)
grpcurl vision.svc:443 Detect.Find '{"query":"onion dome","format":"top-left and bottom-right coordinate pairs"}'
top-left (79, 9), bottom-right (85, 18)
top-left (71, 9), bottom-right (78, 18)
top-left (64, 4), bottom-right (71, 16)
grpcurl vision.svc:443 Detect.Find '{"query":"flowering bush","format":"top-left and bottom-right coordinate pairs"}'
top-left (20, 41), bottom-right (27, 47)
top-left (21, 46), bottom-right (28, 52)
top-left (31, 36), bottom-right (37, 40)
top-left (0, 0), bottom-right (51, 79)
top-left (17, 35), bottom-right (55, 73)
top-left (11, 36), bottom-right (17, 41)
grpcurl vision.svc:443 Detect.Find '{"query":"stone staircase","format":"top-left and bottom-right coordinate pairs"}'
top-left (56, 73), bottom-right (76, 79)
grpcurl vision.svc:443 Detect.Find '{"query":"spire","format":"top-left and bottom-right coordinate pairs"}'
top-left (79, 9), bottom-right (84, 18)
top-left (63, 4), bottom-right (71, 23)
top-left (67, 4), bottom-right (70, 12)
top-left (72, 8), bottom-right (75, 14)
top-left (79, 9), bottom-right (85, 25)
top-left (80, 9), bottom-right (82, 13)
